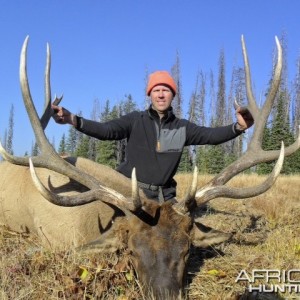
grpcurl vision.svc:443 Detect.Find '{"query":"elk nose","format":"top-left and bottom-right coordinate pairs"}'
top-left (152, 278), bottom-right (181, 299)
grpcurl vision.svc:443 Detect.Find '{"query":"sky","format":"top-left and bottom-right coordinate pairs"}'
top-left (0, 0), bottom-right (300, 156)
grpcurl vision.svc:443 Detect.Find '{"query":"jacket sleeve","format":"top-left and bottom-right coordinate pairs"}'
top-left (75, 111), bottom-right (137, 140)
top-left (185, 121), bottom-right (242, 146)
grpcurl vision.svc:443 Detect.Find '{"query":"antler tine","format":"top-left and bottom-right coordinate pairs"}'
top-left (39, 42), bottom-right (52, 130)
top-left (39, 42), bottom-right (64, 129)
top-left (131, 168), bottom-right (142, 210)
top-left (195, 142), bottom-right (285, 205)
top-left (247, 36), bottom-right (282, 148)
top-left (263, 37), bottom-right (283, 116)
top-left (173, 166), bottom-right (198, 215)
top-left (20, 36), bottom-right (49, 153)
top-left (29, 158), bottom-right (139, 212)
top-left (233, 98), bottom-right (240, 110)
top-left (0, 138), bottom-right (60, 167)
top-left (0, 139), bottom-right (29, 164)
top-left (241, 35), bottom-right (259, 118)
top-left (0, 136), bottom-right (80, 169)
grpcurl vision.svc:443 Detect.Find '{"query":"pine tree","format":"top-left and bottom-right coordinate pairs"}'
top-left (209, 70), bottom-right (217, 126)
top-left (144, 67), bottom-right (150, 109)
top-left (290, 56), bottom-right (300, 173)
top-left (185, 73), bottom-right (200, 170)
top-left (115, 95), bottom-right (138, 166)
top-left (31, 141), bottom-right (39, 156)
top-left (188, 71), bottom-right (206, 125)
top-left (196, 147), bottom-right (210, 174)
top-left (256, 125), bottom-right (273, 174)
top-left (206, 145), bottom-right (226, 174)
top-left (73, 111), bottom-right (89, 158)
top-left (226, 66), bottom-right (247, 161)
top-left (58, 133), bottom-right (66, 156)
top-left (87, 99), bottom-right (101, 161)
top-left (66, 126), bottom-right (77, 155)
top-left (292, 56), bottom-right (300, 137)
top-left (171, 51), bottom-right (183, 118)
top-left (120, 94), bottom-right (137, 115)
top-left (75, 135), bottom-right (90, 158)
top-left (95, 101), bottom-right (118, 167)
top-left (184, 71), bottom-right (206, 171)
top-left (101, 100), bottom-right (111, 122)
top-left (6, 104), bottom-right (14, 155)
top-left (271, 92), bottom-right (296, 174)
top-left (177, 147), bottom-right (193, 173)
top-left (96, 140), bottom-right (117, 168)
top-left (216, 48), bottom-right (226, 127)
top-left (205, 49), bottom-right (227, 172)
top-left (2, 129), bottom-right (7, 151)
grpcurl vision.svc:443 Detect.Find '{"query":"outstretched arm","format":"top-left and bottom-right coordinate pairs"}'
top-left (52, 100), bottom-right (136, 141)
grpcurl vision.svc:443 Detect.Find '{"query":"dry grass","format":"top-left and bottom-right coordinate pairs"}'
top-left (1, 174), bottom-right (300, 299)
top-left (177, 173), bottom-right (300, 300)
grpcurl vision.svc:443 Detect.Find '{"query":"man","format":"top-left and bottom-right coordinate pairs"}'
top-left (52, 71), bottom-right (254, 202)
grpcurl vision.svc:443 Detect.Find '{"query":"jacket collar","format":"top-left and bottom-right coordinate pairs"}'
top-left (147, 104), bottom-right (175, 122)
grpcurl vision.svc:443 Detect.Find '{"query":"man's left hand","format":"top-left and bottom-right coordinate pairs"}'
top-left (236, 106), bottom-right (254, 131)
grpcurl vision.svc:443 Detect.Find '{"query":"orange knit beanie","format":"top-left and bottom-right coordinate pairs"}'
top-left (146, 71), bottom-right (177, 96)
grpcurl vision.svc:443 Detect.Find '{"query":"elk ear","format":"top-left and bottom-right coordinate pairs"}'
top-left (191, 222), bottom-right (232, 248)
top-left (77, 231), bottom-right (123, 254)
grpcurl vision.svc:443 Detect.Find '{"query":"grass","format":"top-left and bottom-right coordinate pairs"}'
top-left (1, 174), bottom-right (300, 299)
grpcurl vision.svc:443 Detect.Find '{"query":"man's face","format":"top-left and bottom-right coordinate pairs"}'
top-left (150, 84), bottom-right (174, 114)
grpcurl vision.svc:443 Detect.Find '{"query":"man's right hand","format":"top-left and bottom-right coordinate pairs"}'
top-left (52, 104), bottom-right (77, 127)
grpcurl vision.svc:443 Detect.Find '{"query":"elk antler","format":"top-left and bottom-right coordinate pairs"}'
top-left (39, 42), bottom-right (63, 130)
top-left (175, 36), bottom-right (300, 214)
top-left (1, 36), bottom-right (142, 212)
top-left (29, 158), bottom-right (141, 212)
top-left (0, 39), bottom-right (62, 162)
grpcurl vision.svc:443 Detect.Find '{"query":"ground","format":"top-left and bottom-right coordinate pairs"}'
top-left (1, 174), bottom-right (300, 299)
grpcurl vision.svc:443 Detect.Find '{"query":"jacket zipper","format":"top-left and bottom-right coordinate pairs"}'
top-left (156, 119), bottom-right (162, 151)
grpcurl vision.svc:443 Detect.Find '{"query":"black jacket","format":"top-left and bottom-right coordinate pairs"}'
top-left (76, 106), bottom-right (241, 186)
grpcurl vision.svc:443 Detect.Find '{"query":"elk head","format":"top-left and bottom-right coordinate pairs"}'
top-left (1, 36), bottom-right (299, 299)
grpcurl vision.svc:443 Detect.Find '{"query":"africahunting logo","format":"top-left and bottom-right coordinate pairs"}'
top-left (236, 269), bottom-right (300, 293)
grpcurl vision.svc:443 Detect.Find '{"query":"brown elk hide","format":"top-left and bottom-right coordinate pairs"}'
top-left (0, 157), bottom-right (137, 249)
